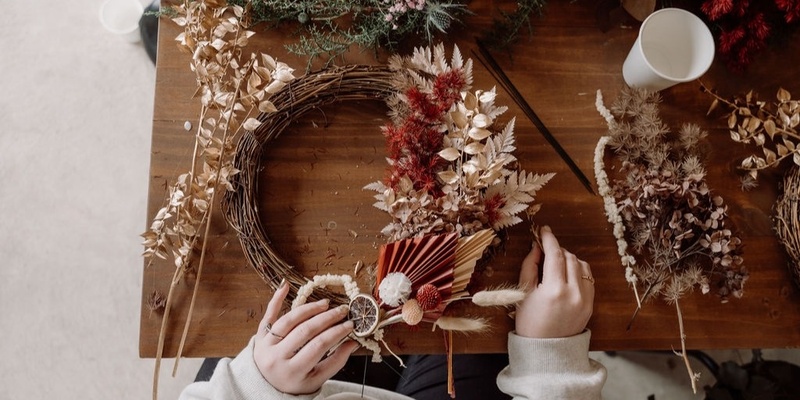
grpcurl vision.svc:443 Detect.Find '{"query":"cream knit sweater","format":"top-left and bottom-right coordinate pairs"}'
top-left (179, 330), bottom-right (606, 400)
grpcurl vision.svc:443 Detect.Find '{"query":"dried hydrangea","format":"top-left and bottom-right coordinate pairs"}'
top-left (365, 44), bottom-right (553, 242)
top-left (595, 87), bottom-right (749, 393)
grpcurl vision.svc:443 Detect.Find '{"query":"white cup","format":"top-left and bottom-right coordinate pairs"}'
top-left (622, 8), bottom-right (715, 91)
top-left (99, 0), bottom-right (144, 43)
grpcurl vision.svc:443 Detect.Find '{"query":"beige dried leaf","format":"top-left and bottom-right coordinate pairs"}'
top-left (438, 147), bottom-right (460, 161)
top-left (243, 117), bottom-right (261, 131)
top-left (463, 142), bottom-right (484, 155)
top-left (778, 87), bottom-right (791, 102)
top-left (468, 127), bottom-right (492, 141)
top-left (437, 170), bottom-right (459, 184)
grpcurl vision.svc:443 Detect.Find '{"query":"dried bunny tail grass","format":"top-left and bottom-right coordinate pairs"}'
top-left (433, 316), bottom-right (488, 332)
top-left (471, 287), bottom-right (526, 307)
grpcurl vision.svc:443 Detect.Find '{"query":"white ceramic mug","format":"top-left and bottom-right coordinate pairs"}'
top-left (99, 0), bottom-right (144, 43)
top-left (622, 8), bottom-right (715, 91)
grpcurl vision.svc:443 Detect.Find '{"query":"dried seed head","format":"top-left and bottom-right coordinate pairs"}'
top-left (415, 284), bottom-right (441, 311)
top-left (401, 299), bottom-right (424, 326)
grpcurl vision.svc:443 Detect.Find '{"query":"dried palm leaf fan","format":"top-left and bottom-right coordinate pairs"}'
top-left (223, 65), bottom-right (394, 301)
top-left (775, 165), bottom-right (800, 289)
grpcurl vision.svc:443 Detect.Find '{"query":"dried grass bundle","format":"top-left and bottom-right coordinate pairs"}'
top-left (775, 165), bottom-right (800, 289)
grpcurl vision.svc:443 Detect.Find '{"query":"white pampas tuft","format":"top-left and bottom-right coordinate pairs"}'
top-left (433, 316), bottom-right (488, 332)
top-left (471, 288), bottom-right (526, 307)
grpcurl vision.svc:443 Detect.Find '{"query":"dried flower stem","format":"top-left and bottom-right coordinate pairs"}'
top-left (674, 298), bottom-right (699, 394)
top-left (172, 84), bottom-right (248, 375)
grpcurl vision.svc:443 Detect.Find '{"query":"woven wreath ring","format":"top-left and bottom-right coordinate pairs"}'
top-left (775, 165), bottom-right (800, 290)
top-left (223, 64), bottom-right (394, 301)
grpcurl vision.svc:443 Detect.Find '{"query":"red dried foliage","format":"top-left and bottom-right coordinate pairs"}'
top-left (700, 0), bottom-right (798, 71)
top-left (383, 69), bottom-right (467, 194)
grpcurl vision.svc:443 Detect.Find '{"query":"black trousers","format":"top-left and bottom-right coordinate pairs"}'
top-left (197, 353), bottom-right (510, 399)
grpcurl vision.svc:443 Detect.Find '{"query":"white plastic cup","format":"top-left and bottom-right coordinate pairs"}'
top-left (99, 0), bottom-right (144, 43)
top-left (622, 8), bottom-right (715, 91)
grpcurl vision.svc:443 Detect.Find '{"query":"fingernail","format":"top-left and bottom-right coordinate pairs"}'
top-left (278, 278), bottom-right (287, 289)
top-left (316, 298), bottom-right (330, 307)
top-left (542, 225), bottom-right (551, 233)
top-left (337, 304), bottom-right (350, 314)
top-left (342, 320), bottom-right (354, 329)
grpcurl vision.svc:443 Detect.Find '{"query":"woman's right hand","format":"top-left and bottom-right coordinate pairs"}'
top-left (515, 226), bottom-right (595, 339)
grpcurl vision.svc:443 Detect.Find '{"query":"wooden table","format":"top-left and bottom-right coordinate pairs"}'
top-left (140, 1), bottom-right (800, 358)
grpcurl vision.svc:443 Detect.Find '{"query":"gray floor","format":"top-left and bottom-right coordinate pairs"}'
top-left (2, 1), bottom-right (798, 399)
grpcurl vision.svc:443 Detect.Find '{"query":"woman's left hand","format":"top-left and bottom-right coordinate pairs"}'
top-left (253, 281), bottom-right (359, 395)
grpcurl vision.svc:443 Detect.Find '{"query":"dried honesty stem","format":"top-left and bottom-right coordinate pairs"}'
top-left (594, 87), bottom-right (749, 394)
top-left (365, 44), bottom-right (554, 242)
top-left (702, 84), bottom-right (800, 189)
top-left (141, 2), bottom-right (295, 399)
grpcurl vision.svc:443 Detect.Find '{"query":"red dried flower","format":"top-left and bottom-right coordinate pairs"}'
top-left (415, 284), bottom-right (442, 311)
top-left (382, 68), bottom-right (467, 194)
top-left (702, 0), bottom-right (734, 21)
top-left (776, 0), bottom-right (800, 22)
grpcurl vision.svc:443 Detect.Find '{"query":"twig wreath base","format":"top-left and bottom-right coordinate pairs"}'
top-left (223, 65), bottom-right (394, 302)
top-left (775, 165), bottom-right (800, 290)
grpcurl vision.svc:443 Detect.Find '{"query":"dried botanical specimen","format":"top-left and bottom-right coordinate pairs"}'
top-left (703, 84), bottom-right (800, 189)
top-left (141, 2), bottom-right (295, 398)
top-left (595, 87), bottom-right (748, 393)
top-left (365, 44), bottom-right (554, 242)
top-left (228, 0), bottom-right (546, 68)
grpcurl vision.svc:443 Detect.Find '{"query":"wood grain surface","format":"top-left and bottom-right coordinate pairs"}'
top-left (140, 1), bottom-right (800, 358)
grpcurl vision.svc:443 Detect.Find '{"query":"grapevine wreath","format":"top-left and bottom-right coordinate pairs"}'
top-left (222, 44), bottom-right (554, 372)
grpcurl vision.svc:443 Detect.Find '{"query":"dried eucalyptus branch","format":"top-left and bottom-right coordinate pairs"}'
top-left (594, 87), bottom-right (749, 394)
top-left (702, 83), bottom-right (800, 189)
top-left (141, 1), bottom-right (295, 399)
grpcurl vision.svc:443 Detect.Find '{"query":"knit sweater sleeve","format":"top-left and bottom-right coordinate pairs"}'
top-left (178, 336), bottom-right (318, 400)
top-left (496, 330), bottom-right (607, 399)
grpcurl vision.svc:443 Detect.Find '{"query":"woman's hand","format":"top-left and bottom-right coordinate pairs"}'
top-left (253, 281), bottom-right (359, 395)
top-left (515, 226), bottom-right (595, 339)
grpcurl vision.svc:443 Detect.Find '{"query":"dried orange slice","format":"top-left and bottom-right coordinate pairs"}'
top-left (348, 294), bottom-right (379, 337)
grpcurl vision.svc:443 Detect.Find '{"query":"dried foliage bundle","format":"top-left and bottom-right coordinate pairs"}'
top-left (775, 165), bottom-right (800, 289)
top-left (365, 44), bottom-right (554, 242)
top-left (700, 0), bottom-right (800, 71)
top-left (141, 1), bottom-right (295, 398)
top-left (703, 84), bottom-right (800, 189)
top-left (594, 87), bottom-right (748, 393)
top-left (227, 0), bottom-right (546, 68)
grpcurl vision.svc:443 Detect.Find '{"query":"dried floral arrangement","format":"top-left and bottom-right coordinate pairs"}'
top-left (365, 44), bottom-right (554, 242)
top-left (226, 0), bottom-right (546, 68)
top-left (775, 165), bottom-right (800, 289)
top-left (140, 1), bottom-right (296, 398)
top-left (594, 87), bottom-right (748, 393)
top-left (144, 2), bottom-right (551, 398)
top-left (222, 44), bottom-right (552, 397)
top-left (700, 0), bottom-right (800, 71)
top-left (702, 84), bottom-right (800, 189)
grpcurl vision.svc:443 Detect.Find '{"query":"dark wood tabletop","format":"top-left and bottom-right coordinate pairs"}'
top-left (140, 1), bottom-right (800, 358)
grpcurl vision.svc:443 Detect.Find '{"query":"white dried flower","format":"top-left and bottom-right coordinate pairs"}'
top-left (378, 272), bottom-right (412, 307)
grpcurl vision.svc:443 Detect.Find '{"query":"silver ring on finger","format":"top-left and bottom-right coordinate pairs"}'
top-left (264, 322), bottom-right (285, 340)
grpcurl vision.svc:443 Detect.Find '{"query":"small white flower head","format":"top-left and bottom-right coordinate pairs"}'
top-left (378, 272), bottom-right (412, 307)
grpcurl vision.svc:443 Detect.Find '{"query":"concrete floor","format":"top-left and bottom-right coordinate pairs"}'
top-left (2, 1), bottom-right (799, 399)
